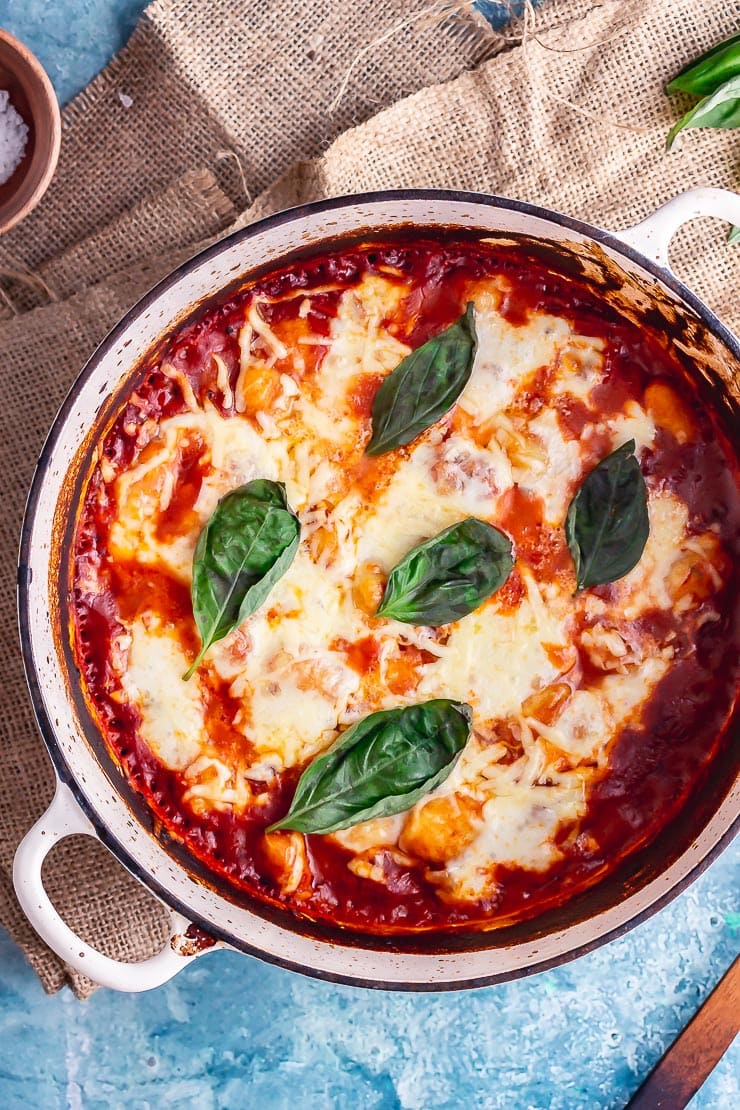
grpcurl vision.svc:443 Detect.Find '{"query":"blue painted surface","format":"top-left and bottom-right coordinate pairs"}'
top-left (0, 844), bottom-right (738, 1108)
top-left (0, 0), bottom-right (147, 106)
top-left (0, 1), bottom-right (737, 1107)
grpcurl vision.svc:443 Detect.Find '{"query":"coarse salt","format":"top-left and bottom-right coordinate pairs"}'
top-left (0, 89), bottom-right (29, 186)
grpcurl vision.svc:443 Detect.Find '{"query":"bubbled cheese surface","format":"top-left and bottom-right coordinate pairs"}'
top-left (78, 266), bottom-right (730, 912)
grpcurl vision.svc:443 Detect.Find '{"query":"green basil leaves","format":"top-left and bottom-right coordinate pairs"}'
top-left (376, 518), bottom-right (513, 626)
top-left (184, 479), bottom-right (300, 679)
top-left (666, 74), bottom-right (740, 151)
top-left (665, 35), bottom-right (740, 239)
top-left (565, 440), bottom-right (649, 593)
top-left (666, 32), bottom-right (740, 97)
top-left (268, 700), bottom-right (472, 834)
top-left (366, 304), bottom-right (477, 456)
top-left (670, 34), bottom-right (740, 240)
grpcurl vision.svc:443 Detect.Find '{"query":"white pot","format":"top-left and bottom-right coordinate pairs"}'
top-left (14, 188), bottom-right (740, 992)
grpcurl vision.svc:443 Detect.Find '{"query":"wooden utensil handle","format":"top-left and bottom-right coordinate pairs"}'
top-left (627, 956), bottom-right (739, 1109)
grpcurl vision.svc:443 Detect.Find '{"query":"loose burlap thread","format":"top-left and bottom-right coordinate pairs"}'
top-left (1, 0), bottom-right (739, 997)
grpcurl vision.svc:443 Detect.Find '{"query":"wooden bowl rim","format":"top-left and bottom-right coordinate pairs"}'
top-left (0, 28), bottom-right (61, 234)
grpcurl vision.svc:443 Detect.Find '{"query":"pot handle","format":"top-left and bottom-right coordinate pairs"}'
top-left (615, 186), bottom-right (740, 268)
top-left (13, 781), bottom-right (217, 992)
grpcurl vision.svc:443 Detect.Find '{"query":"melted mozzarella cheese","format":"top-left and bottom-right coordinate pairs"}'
top-left (422, 653), bottom-right (668, 897)
top-left (607, 400), bottom-right (656, 456)
top-left (356, 435), bottom-right (507, 571)
top-left (294, 278), bottom-right (409, 450)
top-left (609, 492), bottom-right (690, 618)
top-left (520, 407), bottom-right (583, 524)
top-left (527, 656), bottom-right (669, 762)
top-left (332, 813), bottom-right (406, 853)
top-left (109, 408), bottom-right (290, 580)
top-left (551, 335), bottom-right (606, 401)
top-left (459, 302), bottom-right (570, 421)
top-left (212, 546), bottom-right (364, 775)
top-left (447, 793), bottom-right (567, 890)
top-left (418, 594), bottom-right (568, 720)
top-left (94, 270), bottom-right (728, 907)
top-left (520, 400), bottom-right (655, 527)
top-left (122, 619), bottom-right (205, 770)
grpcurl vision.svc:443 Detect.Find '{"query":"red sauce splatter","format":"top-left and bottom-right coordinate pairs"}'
top-left (555, 395), bottom-right (592, 439)
top-left (155, 434), bottom-right (208, 544)
top-left (331, 635), bottom-right (381, 675)
top-left (347, 372), bottom-right (385, 420)
top-left (497, 486), bottom-right (570, 582)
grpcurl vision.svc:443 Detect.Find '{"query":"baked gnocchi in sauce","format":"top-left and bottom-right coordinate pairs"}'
top-left (72, 235), bottom-right (740, 933)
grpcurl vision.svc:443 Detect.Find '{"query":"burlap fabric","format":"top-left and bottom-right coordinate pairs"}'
top-left (0, 0), bottom-right (498, 999)
top-left (1, 0), bottom-right (738, 998)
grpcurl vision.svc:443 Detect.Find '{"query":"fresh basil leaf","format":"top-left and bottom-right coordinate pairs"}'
top-left (365, 303), bottom-right (477, 456)
top-left (268, 700), bottom-right (472, 834)
top-left (666, 74), bottom-right (740, 150)
top-left (184, 480), bottom-right (300, 679)
top-left (565, 439), bottom-right (649, 592)
top-left (376, 518), bottom-right (513, 626)
top-left (728, 224), bottom-right (740, 244)
top-left (666, 33), bottom-right (740, 97)
top-left (235, 478), bottom-right (290, 508)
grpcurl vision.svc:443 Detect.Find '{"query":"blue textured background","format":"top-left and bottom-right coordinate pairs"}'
top-left (0, 2), bottom-right (737, 1107)
top-left (1, 850), bottom-right (738, 1108)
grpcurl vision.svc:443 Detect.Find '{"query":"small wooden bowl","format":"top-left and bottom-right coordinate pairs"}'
top-left (0, 29), bottom-right (61, 234)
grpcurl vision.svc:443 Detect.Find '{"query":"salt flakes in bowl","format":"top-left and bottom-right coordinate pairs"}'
top-left (0, 29), bottom-right (61, 232)
top-left (0, 89), bottom-right (29, 186)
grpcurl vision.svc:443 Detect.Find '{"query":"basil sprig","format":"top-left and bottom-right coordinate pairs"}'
top-left (666, 33), bottom-right (740, 239)
top-left (666, 74), bottom-right (740, 150)
top-left (184, 479), bottom-right (300, 679)
top-left (666, 32), bottom-right (740, 97)
top-left (565, 440), bottom-right (649, 593)
top-left (268, 700), bottom-right (472, 834)
top-left (366, 304), bottom-right (477, 456)
top-left (376, 518), bottom-right (513, 626)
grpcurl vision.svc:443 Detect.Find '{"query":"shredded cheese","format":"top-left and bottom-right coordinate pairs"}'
top-left (88, 267), bottom-right (729, 908)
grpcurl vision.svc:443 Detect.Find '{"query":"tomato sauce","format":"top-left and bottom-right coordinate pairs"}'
top-left (71, 235), bottom-right (740, 934)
